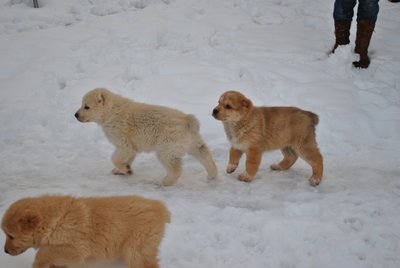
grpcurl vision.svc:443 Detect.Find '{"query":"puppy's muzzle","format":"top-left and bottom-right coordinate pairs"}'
top-left (75, 112), bottom-right (80, 120)
top-left (212, 108), bottom-right (219, 118)
top-left (4, 246), bottom-right (24, 256)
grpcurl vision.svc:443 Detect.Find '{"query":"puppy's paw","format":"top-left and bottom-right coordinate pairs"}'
top-left (33, 262), bottom-right (50, 268)
top-left (162, 177), bottom-right (177, 186)
top-left (309, 176), bottom-right (321, 187)
top-left (207, 164), bottom-right (218, 180)
top-left (238, 172), bottom-right (252, 182)
top-left (112, 167), bottom-right (133, 175)
top-left (208, 173), bottom-right (217, 180)
top-left (226, 164), bottom-right (238, 174)
top-left (270, 163), bottom-right (282, 170)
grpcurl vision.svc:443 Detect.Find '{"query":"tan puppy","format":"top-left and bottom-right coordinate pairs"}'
top-left (75, 88), bottom-right (217, 186)
top-left (212, 91), bottom-right (323, 186)
top-left (2, 195), bottom-right (170, 268)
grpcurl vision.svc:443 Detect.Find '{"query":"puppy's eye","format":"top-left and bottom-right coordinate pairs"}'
top-left (84, 105), bottom-right (90, 110)
top-left (8, 235), bottom-right (14, 240)
top-left (225, 104), bottom-right (232, 109)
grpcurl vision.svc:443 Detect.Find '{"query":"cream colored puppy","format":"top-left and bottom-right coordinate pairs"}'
top-left (2, 195), bottom-right (170, 268)
top-left (213, 91), bottom-right (323, 186)
top-left (75, 88), bottom-right (217, 186)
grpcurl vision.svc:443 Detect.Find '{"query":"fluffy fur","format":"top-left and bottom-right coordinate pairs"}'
top-left (212, 90), bottom-right (323, 186)
top-left (75, 88), bottom-right (217, 186)
top-left (2, 195), bottom-right (170, 268)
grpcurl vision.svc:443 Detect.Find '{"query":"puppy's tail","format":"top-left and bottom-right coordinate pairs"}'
top-left (186, 114), bottom-right (200, 133)
top-left (307, 111), bottom-right (319, 126)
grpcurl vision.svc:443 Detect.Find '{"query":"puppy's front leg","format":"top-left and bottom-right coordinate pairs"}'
top-left (227, 147), bottom-right (243, 173)
top-left (32, 246), bottom-right (82, 268)
top-left (238, 148), bottom-right (262, 182)
top-left (111, 147), bottom-right (136, 175)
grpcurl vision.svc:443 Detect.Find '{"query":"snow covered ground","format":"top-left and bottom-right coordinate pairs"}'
top-left (0, 0), bottom-right (399, 267)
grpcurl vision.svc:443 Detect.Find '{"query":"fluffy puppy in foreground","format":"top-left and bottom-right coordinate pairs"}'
top-left (75, 88), bottom-right (217, 186)
top-left (212, 91), bottom-right (323, 186)
top-left (2, 195), bottom-right (170, 268)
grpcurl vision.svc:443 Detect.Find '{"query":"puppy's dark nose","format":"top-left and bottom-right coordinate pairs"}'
top-left (5, 248), bottom-right (9, 254)
top-left (212, 108), bottom-right (219, 116)
top-left (74, 112), bottom-right (79, 119)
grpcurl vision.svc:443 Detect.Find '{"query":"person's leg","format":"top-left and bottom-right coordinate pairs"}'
top-left (332, 0), bottom-right (357, 53)
top-left (353, 0), bottom-right (379, 68)
top-left (333, 0), bottom-right (358, 21)
top-left (357, 0), bottom-right (379, 22)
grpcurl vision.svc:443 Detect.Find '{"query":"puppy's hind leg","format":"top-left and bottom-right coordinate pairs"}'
top-left (189, 141), bottom-right (217, 180)
top-left (112, 147), bottom-right (136, 175)
top-left (123, 229), bottom-right (162, 268)
top-left (157, 151), bottom-right (182, 186)
top-left (296, 143), bottom-right (323, 186)
top-left (124, 250), bottom-right (159, 268)
top-left (271, 146), bottom-right (298, 171)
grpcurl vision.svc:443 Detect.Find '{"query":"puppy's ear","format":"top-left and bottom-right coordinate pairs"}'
top-left (242, 98), bottom-right (252, 109)
top-left (18, 210), bottom-right (40, 231)
top-left (97, 93), bottom-right (105, 106)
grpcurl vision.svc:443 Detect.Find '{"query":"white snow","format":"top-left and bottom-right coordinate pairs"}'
top-left (0, 0), bottom-right (399, 267)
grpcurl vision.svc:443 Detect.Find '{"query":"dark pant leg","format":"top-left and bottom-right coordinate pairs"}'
top-left (357, 0), bottom-right (379, 22)
top-left (333, 0), bottom-right (358, 21)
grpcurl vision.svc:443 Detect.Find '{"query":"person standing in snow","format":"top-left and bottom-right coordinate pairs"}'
top-left (331, 0), bottom-right (379, 69)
